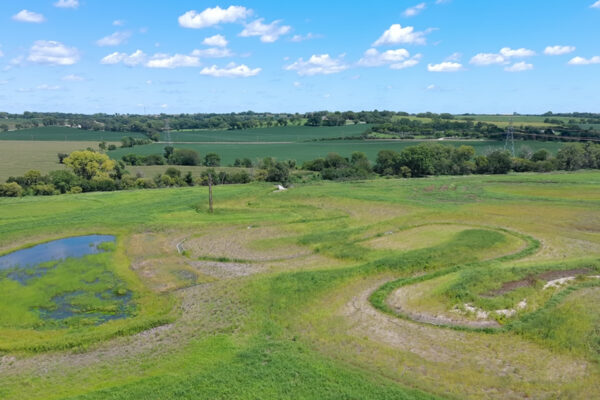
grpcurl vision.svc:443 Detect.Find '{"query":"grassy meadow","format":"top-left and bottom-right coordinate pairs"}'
top-left (0, 141), bottom-right (108, 181)
top-left (0, 171), bottom-right (599, 399)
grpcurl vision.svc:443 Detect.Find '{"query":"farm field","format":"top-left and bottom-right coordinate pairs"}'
top-left (160, 124), bottom-right (370, 142)
top-left (0, 127), bottom-right (146, 142)
top-left (108, 139), bottom-right (565, 165)
top-left (0, 141), bottom-right (106, 181)
top-left (0, 171), bottom-right (599, 399)
top-left (457, 115), bottom-right (565, 127)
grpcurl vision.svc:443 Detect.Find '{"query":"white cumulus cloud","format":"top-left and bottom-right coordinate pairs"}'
top-left (470, 47), bottom-right (535, 67)
top-left (54, 0), bottom-right (79, 9)
top-left (404, 3), bottom-right (426, 17)
top-left (28, 41), bottom-right (79, 65)
top-left (101, 50), bottom-right (146, 66)
top-left (178, 6), bottom-right (251, 29)
top-left (505, 61), bottom-right (533, 72)
top-left (101, 47), bottom-right (234, 68)
top-left (568, 56), bottom-right (600, 65)
top-left (391, 55), bottom-right (422, 69)
top-left (146, 54), bottom-right (201, 69)
top-left (358, 48), bottom-right (409, 67)
top-left (96, 31), bottom-right (131, 47)
top-left (291, 33), bottom-right (320, 42)
top-left (470, 53), bottom-right (506, 65)
top-left (200, 63), bottom-right (261, 77)
top-left (357, 48), bottom-right (421, 69)
top-left (12, 10), bottom-right (45, 23)
top-left (113, 20), bottom-right (126, 27)
top-left (544, 45), bottom-right (576, 56)
top-left (240, 19), bottom-right (291, 43)
top-left (427, 61), bottom-right (462, 72)
top-left (203, 34), bottom-right (228, 47)
top-left (373, 24), bottom-right (429, 46)
top-left (591, 1), bottom-right (600, 8)
top-left (499, 47), bottom-right (535, 58)
top-left (285, 54), bottom-right (348, 76)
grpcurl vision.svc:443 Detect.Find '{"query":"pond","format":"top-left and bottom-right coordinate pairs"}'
top-left (0, 235), bottom-right (134, 327)
top-left (0, 235), bottom-right (116, 271)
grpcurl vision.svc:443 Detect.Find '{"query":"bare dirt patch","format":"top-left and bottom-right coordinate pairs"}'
top-left (186, 260), bottom-right (265, 279)
top-left (183, 225), bottom-right (310, 262)
top-left (483, 268), bottom-right (592, 297)
top-left (387, 283), bottom-right (501, 329)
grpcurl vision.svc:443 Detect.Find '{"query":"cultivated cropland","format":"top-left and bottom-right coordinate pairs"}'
top-left (1, 111), bottom-right (600, 399)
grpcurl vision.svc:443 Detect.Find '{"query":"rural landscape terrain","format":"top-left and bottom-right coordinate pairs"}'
top-left (1, 111), bottom-right (599, 400)
top-left (2, 1), bottom-right (600, 399)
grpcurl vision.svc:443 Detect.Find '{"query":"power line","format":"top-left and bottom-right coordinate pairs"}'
top-left (504, 120), bottom-right (515, 156)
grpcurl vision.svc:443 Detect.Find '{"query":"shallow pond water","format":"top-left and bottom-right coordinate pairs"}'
top-left (0, 235), bottom-right (133, 326)
top-left (0, 235), bottom-right (115, 271)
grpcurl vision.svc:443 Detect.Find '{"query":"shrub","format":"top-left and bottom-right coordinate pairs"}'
top-left (32, 184), bottom-right (58, 196)
top-left (169, 149), bottom-right (200, 166)
top-left (486, 150), bottom-right (512, 174)
top-left (143, 154), bottom-right (165, 165)
top-left (204, 153), bottom-right (221, 167)
top-left (135, 178), bottom-right (157, 189)
top-left (0, 182), bottom-right (23, 197)
top-left (266, 162), bottom-right (290, 184)
top-left (231, 170), bottom-right (251, 184)
top-left (49, 170), bottom-right (81, 193)
top-left (91, 178), bottom-right (117, 192)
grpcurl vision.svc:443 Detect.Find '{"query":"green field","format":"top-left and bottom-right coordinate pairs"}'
top-left (457, 114), bottom-right (569, 128)
top-left (0, 171), bottom-right (599, 399)
top-left (161, 124), bottom-right (371, 142)
top-left (0, 127), bottom-right (146, 142)
top-left (108, 139), bottom-right (565, 165)
top-left (0, 141), bottom-right (106, 181)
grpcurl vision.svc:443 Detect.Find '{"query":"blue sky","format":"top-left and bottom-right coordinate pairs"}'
top-left (0, 0), bottom-right (599, 114)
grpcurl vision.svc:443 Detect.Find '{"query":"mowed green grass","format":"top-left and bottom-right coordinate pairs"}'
top-left (161, 124), bottom-right (371, 142)
top-left (0, 172), bottom-right (599, 399)
top-left (108, 139), bottom-right (564, 165)
top-left (0, 127), bottom-right (146, 142)
top-left (0, 141), bottom-right (109, 181)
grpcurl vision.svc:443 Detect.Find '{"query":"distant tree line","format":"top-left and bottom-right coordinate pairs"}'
top-left (2, 141), bottom-right (600, 198)
top-left (301, 142), bottom-right (600, 180)
top-left (2, 110), bottom-right (600, 142)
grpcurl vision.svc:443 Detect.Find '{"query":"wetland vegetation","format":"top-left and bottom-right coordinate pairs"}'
top-left (0, 170), bottom-right (599, 399)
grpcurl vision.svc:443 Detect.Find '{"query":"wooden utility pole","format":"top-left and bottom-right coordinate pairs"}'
top-left (208, 172), bottom-right (214, 213)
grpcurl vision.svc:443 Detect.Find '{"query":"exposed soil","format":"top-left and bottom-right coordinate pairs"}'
top-left (186, 260), bottom-right (265, 279)
top-left (483, 268), bottom-right (592, 297)
top-left (387, 284), bottom-right (501, 329)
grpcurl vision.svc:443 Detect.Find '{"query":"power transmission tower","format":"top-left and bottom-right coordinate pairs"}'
top-left (504, 120), bottom-right (515, 156)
